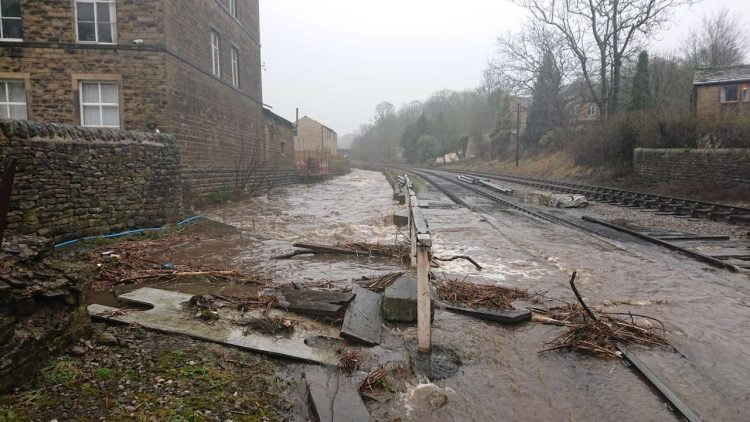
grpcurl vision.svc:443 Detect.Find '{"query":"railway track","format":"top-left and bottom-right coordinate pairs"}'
top-left (442, 169), bottom-right (750, 225)
top-left (405, 168), bottom-right (706, 422)
top-left (408, 168), bottom-right (749, 274)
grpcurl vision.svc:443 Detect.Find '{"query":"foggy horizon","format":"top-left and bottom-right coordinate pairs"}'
top-left (260, 0), bottom-right (750, 142)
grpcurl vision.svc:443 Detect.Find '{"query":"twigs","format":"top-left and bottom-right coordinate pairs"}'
top-left (432, 255), bottom-right (483, 271)
top-left (359, 367), bottom-right (388, 394)
top-left (436, 280), bottom-right (534, 310)
top-left (360, 272), bottom-right (405, 292)
top-left (276, 242), bottom-right (410, 262)
top-left (536, 272), bottom-right (671, 359)
top-left (336, 346), bottom-right (361, 374)
top-left (238, 316), bottom-right (294, 337)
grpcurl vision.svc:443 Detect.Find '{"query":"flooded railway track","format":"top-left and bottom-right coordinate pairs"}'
top-left (442, 168), bottom-right (750, 225)
top-left (408, 168), bottom-right (750, 274)
top-left (405, 167), bottom-right (708, 422)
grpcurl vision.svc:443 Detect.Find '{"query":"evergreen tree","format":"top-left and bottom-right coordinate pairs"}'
top-left (490, 96), bottom-right (514, 158)
top-left (524, 51), bottom-right (563, 146)
top-left (401, 113), bottom-right (429, 163)
top-left (630, 51), bottom-right (654, 111)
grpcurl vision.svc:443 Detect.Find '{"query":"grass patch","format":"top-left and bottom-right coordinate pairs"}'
top-left (40, 357), bottom-right (83, 385)
top-left (93, 368), bottom-right (113, 380)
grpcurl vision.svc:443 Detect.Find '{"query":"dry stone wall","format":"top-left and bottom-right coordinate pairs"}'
top-left (0, 119), bottom-right (182, 243)
top-left (633, 148), bottom-right (750, 190)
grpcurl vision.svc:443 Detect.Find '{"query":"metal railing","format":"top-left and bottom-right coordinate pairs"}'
top-left (402, 175), bottom-right (432, 352)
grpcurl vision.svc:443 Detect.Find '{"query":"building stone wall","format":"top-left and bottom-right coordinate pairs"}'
top-left (633, 148), bottom-right (750, 190)
top-left (694, 85), bottom-right (750, 118)
top-left (0, 120), bottom-right (182, 243)
top-left (0, 0), bottom-right (292, 197)
top-left (294, 116), bottom-right (338, 162)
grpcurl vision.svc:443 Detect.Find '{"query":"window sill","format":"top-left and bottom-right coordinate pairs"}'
top-left (0, 38), bottom-right (23, 42)
top-left (76, 41), bottom-right (118, 45)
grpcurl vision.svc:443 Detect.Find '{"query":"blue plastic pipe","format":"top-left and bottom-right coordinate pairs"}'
top-left (53, 215), bottom-right (207, 249)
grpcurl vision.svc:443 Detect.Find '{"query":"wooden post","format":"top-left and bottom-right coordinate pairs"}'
top-left (417, 244), bottom-right (431, 352)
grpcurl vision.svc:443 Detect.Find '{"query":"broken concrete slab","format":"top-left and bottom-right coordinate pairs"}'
top-left (442, 304), bottom-right (531, 324)
top-left (88, 287), bottom-right (339, 366)
top-left (392, 209), bottom-right (409, 227)
top-left (341, 286), bottom-right (382, 346)
top-left (304, 367), bottom-right (371, 422)
top-left (383, 277), bottom-right (417, 323)
top-left (281, 289), bottom-right (354, 317)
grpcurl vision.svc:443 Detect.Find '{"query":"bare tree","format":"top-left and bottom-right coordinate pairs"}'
top-left (684, 8), bottom-right (748, 68)
top-left (511, 0), bottom-right (693, 118)
top-left (490, 20), bottom-right (574, 96)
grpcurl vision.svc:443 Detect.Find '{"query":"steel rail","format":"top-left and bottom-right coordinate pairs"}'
top-left (443, 169), bottom-right (750, 225)
top-left (404, 168), bottom-right (705, 422)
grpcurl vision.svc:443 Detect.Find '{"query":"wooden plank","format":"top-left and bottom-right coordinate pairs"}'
top-left (292, 242), bottom-right (394, 258)
top-left (340, 286), bottom-right (382, 346)
top-left (442, 304), bottom-right (531, 324)
top-left (417, 246), bottom-right (431, 352)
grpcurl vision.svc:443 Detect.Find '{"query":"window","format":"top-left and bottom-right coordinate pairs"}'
top-left (721, 84), bottom-right (739, 103)
top-left (0, 0), bottom-right (22, 41)
top-left (229, 0), bottom-right (238, 18)
top-left (76, 0), bottom-right (116, 43)
top-left (80, 81), bottom-right (119, 128)
top-left (210, 30), bottom-right (221, 76)
top-left (231, 47), bottom-right (240, 87)
top-left (0, 80), bottom-right (27, 119)
top-left (742, 85), bottom-right (750, 102)
top-left (587, 103), bottom-right (598, 118)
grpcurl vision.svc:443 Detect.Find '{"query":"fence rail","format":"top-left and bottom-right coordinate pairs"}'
top-left (402, 175), bottom-right (432, 352)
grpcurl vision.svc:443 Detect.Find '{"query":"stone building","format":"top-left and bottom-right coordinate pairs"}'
top-left (693, 65), bottom-right (750, 118)
top-left (0, 0), bottom-right (295, 194)
top-left (293, 115), bottom-right (337, 162)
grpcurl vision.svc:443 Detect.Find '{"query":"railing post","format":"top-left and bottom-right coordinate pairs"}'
top-left (417, 243), bottom-right (431, 352)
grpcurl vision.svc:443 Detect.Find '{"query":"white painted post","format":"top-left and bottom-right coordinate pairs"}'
top-left (417, 244), bottom-right (431, 352)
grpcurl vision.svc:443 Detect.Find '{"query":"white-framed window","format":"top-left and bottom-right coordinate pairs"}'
top-left (587, 103), bottom-right (598, 118)
top-left (0, 0), bottom-right (23, 41)
top-left (228, 0), bottom-right (238, 18)
top-left (80, 81), bottom-right (119, 128)
top-left (210, 30), bottom-right (221, 77)
top-left (720, 84), bottom-right (740, 103)
top-left (230, 46), bottom-right (240, 87)
top-left (76, 0), bottom-right (117, 44)
top-left (741, 85), bottom-right (750, 103)
top-left (0, 80), bottom-right (27, 119)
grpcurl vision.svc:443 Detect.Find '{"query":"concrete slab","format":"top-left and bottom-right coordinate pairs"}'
top-left (304, 367), bottom-right (371, 422)
top-left (281, 289), bottom-right (354, 317)
top-left (382, 277), bottom-right (417, 323)
top-left (392, 209), bottom-right (409, 227)
top-left (341, 286), bottom-right (382, 346)
top-left (443, 304), bottom-right (531, 324)
top-left (88, 287), bottom-right (339, 365)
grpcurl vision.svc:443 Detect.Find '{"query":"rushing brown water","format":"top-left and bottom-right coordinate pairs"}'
top-left (90, 169), bottom-right (749, 420)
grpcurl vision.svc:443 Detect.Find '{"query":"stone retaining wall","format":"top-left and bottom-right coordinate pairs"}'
top-left (0, 120), bottom-right (183, 243)
top-left (633, 148), bottom-right (750, 189)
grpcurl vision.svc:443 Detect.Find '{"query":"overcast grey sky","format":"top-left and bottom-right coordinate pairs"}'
top-left (260, 0), bottom-right (750, 137)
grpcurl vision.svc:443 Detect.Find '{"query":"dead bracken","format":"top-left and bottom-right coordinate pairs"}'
top-left (436, 280), bottom-right (534, 310)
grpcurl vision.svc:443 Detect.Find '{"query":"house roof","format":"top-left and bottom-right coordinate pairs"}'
top-left (693, 65), bottom-right (750, 86)
top-left (262, 108), bottom-right (295, 128)
top-left (300, 115), bottom-right (337, 135)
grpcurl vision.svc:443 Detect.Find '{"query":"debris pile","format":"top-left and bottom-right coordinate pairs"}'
top-left (275, 242), bottom-right (410, 262)
top-left (185, 295), bottom-right (219, 321)
top-left (359, 272), bottom-right (405, 292)
top-left (359, 367), bottom-right (388, 394)
top-left (436, 280), bottom-right (534, 310)
top-left (336, 346), bottom-right (361, 374)
top-left (239, 316), bottom-right (294, 337)
top-left (535, 273), bottom-right (670, 359)
top-left (91, 237), bottom-right (270, 290)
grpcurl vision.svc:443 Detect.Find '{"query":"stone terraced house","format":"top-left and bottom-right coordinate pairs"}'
top-left (693, 65), bottom-right (750, 118)
top-left (0, 0), bottom-right (296, 195)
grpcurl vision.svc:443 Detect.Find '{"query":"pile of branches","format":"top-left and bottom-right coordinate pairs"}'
top-left (436, 280), bottom-right (534, 310)
top-left (359, 367), bottom-right (388, 394)
top-left (238, 316), bottom-right (294, 337)
top-left (336, 346), bottom-right (361, 374)
top-left (536, 273), bottom-right (670, 359)
top-left (358, 272), bottom-right (405, 292)
top-left (275, 242), bottom-right (409, 262)
top-left (90, 237), bottom-right (270, 290)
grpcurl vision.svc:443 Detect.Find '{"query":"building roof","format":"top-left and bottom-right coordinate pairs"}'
top-left (693, 65), bottom-right (750, 86)
top-left (262, 108), bottom-right (295, 128)
top-left (300, 115), bottom-right (337, 135)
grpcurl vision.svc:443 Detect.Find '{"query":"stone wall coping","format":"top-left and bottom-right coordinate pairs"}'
top-left (0, 119), bottom-right (177, 146)
top-left (634, 147), bottom-right (750, 155)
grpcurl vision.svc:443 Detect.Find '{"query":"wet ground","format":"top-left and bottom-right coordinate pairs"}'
top-left (10, 168), bottom-right (748, 421)
top-left (408, 169), bottom-right (750, 421)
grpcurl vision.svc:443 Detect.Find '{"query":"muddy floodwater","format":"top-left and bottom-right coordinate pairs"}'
top-left (89, 169), bottom-right (749, 421)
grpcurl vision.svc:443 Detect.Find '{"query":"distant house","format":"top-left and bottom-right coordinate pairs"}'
top-left (693, 65), bottom-right (750, 118)
top-left (562, 80), bottom-right (600, 123)
top-left (294, 116), bottom-right (338, 162)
